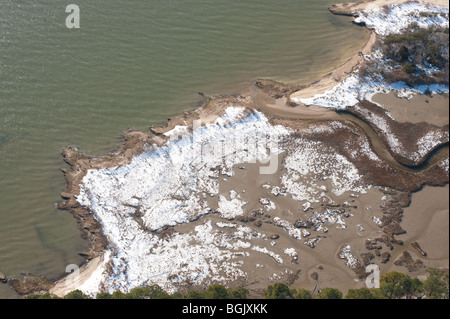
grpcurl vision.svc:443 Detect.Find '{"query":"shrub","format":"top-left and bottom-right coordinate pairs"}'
top-left (402, 277), bottom-right (423, 299)
top-left (25, 293), bottom-right (61, 299)
top-left (379, 271), bottom-right (411, 299)
top-left (127, 284), bottom-right (170, 299)
top-left (64, 289), bottom-right (91, 299)
top-left (361, 25), bottom-right (449, 86)
top-left (205, 285), bottom-right (230, 299)
top-left (423, 268), bottom-right (449, 299)
top-left (264, 283), bottom-right (295, 299)
top-left (111, 290), bottom-right (129, 299)
top-left (402, 62), bottom-right (416, 74)
top-left (229, 287), bottom-right (249, 299)
top-left (184, 290), bottom-right (207, 299)
top-left (315, 288), bottom-right (343, 299)
top-left (294, 289), bottom-right (313, 299)
top-left (96, 292), bottom-right (113, 299)
top-left (345, 288), bottom-right (375, 299)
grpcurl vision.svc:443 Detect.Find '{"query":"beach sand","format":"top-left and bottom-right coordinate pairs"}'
top-left (50, 256), bottom-right (104, 297)
top-left (371, 92), bottom-right (449, 126)
top-left (289, 31), bottom-right (376, 102)
top-left (397, 185), bottom-right (449, 264)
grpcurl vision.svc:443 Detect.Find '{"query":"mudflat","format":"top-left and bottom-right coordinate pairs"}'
top-left (372, 92), bottom-right (449, 127)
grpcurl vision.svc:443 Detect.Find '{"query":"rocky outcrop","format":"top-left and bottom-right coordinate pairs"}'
top-left (294, 218), bottom-right (313, 229)
top-left (411, 242), bottom-right (428, 257)
top-left (0, 272), bottom-right (7, 283)
top-left (328, 3), bottom-right (358, 17)
top-left (394, 251), bottom-right (425, 272)
top-left (8, 273), bottom-right (54, 295)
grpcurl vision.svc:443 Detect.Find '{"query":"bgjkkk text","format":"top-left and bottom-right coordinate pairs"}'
top-left (182, 303), bottom-right (268, 316)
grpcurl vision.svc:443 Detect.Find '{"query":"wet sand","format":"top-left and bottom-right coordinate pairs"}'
top-left (289, 31), bottom-right (376, 102)
top-left (50, 256), bottom-right (104, 297)
top-left (397, 185), bottom-right (449, 266)
top-left (372, 92), bottom-right (449, 127)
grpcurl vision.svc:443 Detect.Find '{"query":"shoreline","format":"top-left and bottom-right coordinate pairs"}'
top-left (10, 0), bottom-right (449, 298)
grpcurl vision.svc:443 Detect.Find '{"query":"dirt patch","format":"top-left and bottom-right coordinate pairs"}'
top-left (371, 92), bottom-right (449, 127)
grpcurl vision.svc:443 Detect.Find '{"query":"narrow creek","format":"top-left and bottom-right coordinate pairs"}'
top-left (252, 88), bottom-right (449, 173)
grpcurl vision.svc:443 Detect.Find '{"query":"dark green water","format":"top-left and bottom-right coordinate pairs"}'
top-left (0, 0), bottom-right (368, 298)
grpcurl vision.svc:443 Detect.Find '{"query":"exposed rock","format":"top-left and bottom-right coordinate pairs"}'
top-left (361, 252), bottom-right (375, 266)
top-left (328, 3), bottom-right (357, 17)
top-left (269, 234), bottom-right (280, 240)
top-left (284, 269), bottom-right (301, 286)
top-left (253, 220), bottom-right (262, 228)
top-left (78, 251), bottom-right (96, 260)
top-left (60, 192), bottom-right (72, 200)
top-left (294, 218), bottom-right (313, 229)
top-left (394, 251), bottom-right (424, 272)
top-left (365, 239), bottom-right (382, 251)
top-left (411, 242), bottom-right (427, 257)
top-left (8, 273), bottom-right (54, 295)
top-left (0, 272), bottom-right (7, 283)
top-left (235, 215), bottom-right (256, 223)
top-left (304, 237), bottom-right (322, 249)
top-left (381, 252), bottom-right (391, 264)
top-left (374, 249), bottom-right (381, 257)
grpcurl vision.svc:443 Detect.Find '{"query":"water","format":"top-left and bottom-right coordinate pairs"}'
top-left (0, 0), bottom-right (368, 298)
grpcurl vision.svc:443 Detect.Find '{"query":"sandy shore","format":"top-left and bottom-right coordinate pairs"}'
top-left (291, 0), bottom-right (449, 103)
top-left (371, 93), bottom-right (449, 127)
top-left (50, 256), bottom-right (104, 297)
top-left (290, 31), bottom-right (376, 102)
top-left (399, 185), bottom-right (449, 262)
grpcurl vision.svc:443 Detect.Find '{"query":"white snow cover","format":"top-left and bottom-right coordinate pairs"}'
top-left (295, 74), bottom-right (449, 110)
top-left (354, 2), bottom-right (449, 36)
top-left (76, 107), bottom-right (295, 295)
top-left (284, 248), bottom-right (297, 257)
top-left (252, 246), bottom-right (283, 264)
top-left (281, 138), bottom-right (367, 203)
top-left (339, 244), bottom-right (359, 269)
top-left (218, 191), bottom-right (247, 219)
top-left (272, 217), bottom-right (303, 240)
top-left (439, 157), bottom-right (449, 173)
top-left (79, 107), bottom-right (291, 232)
